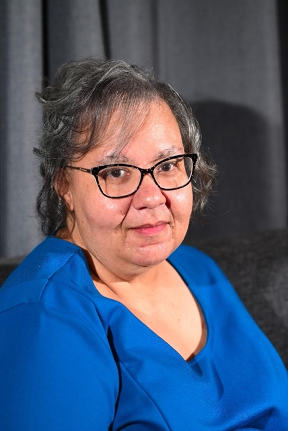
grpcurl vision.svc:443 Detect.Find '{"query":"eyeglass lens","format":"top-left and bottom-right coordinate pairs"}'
top-left (96, 155), bottom-right (194, 198)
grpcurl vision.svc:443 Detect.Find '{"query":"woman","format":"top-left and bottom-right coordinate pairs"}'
top-left (0, 59), bottom-right (287, 430)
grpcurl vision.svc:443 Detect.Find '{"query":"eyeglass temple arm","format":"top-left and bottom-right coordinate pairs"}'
top-left (65, 166), bottom-right (92, 174)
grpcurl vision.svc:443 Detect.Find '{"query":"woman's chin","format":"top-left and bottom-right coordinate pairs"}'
top-left (127, 240), bottom-right (177, 269)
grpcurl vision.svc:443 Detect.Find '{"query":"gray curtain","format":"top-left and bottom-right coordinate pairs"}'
top-left (0, 0), bottom-right (286, 258)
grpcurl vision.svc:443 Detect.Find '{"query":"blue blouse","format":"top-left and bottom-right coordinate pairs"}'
top-left (0, 237), bottom-right (287, 430)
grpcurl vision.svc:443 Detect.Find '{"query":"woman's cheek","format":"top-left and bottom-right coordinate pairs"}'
top-left (104, 197), bottom-right (132, 213)
top-left (174, 188), bottom-right (193, 213)
top-left (83, 196), bottom-right (131, 230)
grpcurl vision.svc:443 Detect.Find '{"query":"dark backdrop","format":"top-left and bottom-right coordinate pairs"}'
top-left (0, 0), bottom-right (287, 258)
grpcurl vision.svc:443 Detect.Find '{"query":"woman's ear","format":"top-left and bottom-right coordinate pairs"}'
top-left (54, 169), bottom-right (74, 211)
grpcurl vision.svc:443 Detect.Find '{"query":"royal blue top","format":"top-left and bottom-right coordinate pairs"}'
top-left (0, 237), bottom-right (287, 430)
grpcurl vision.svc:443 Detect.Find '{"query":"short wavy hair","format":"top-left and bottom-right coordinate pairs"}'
top-left (34, 58), bottom-right (217, 235)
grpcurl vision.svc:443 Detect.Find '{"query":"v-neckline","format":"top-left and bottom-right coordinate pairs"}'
top-left (91, 261), bottom-right (210, 365)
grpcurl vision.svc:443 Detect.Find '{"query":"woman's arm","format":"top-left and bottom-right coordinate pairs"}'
top-left (0, 300), bottom-right (119, 430)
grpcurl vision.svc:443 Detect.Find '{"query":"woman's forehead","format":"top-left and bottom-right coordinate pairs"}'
top-left (83, 99), bottom-right (172, 149)
top-left (77, 101), bottom-right (183, 165)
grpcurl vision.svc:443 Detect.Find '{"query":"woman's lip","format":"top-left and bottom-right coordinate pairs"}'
top-left (130, 222), bottom-right (169, 235)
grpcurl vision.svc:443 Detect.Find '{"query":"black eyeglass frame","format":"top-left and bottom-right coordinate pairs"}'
top-left (65, 153), bottom-right (198, 199)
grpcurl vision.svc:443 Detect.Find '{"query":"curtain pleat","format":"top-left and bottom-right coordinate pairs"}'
top-left (46, 0), bottom-right (105, 78)
top-left (0, 0), bottom-right (43, 257)
top-left (0, 0), bottom-right (286, 257)
top-left (106, 0), bottom-right (157, 69)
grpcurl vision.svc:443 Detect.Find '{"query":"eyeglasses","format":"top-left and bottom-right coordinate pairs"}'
top-left (65, 153), bottom-right (198, 199)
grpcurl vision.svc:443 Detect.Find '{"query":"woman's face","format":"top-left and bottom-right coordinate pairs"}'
top-left (61, 101), bottom-right (193, 279)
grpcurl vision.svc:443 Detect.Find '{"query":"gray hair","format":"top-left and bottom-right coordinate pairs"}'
top-left (34, 58), bottom-right (217, 235)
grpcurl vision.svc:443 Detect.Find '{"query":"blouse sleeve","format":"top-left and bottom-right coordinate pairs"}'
top-left (0, 300), bottom-right (119, 431)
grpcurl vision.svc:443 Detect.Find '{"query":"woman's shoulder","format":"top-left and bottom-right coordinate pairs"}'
top-left (2, 237), bottom-right (82, 284)
top-left (0, 237), bottom-right (98, 321)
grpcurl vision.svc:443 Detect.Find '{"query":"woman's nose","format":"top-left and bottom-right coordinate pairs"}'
top-left (131, 173), bottom-right (167, 209)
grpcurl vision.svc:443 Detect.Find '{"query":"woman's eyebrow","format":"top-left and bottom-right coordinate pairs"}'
top-left (96, 146), bottom-right (183, 166)
top-left (151, 146), bottom-right (184, 163)
top-left (95, 154), bottom-right (130, 165)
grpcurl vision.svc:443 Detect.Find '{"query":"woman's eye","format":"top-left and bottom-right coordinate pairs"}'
top-left (158, 160), bottom-right (178, 172)
top-left (160, 163), bottom-right (173, 172)
top-left (100, 167), bottom-right (130, 180)
top-left (109, 169), bottom-right (126, 178)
